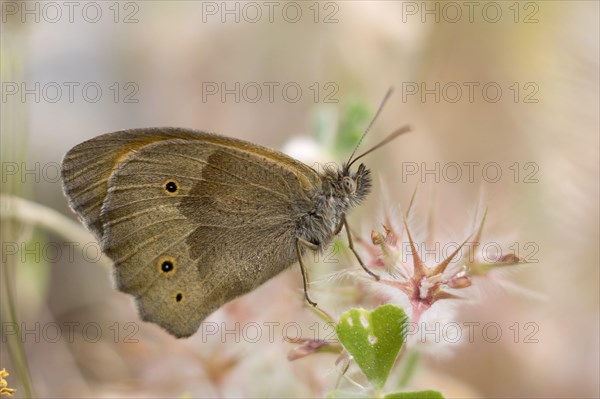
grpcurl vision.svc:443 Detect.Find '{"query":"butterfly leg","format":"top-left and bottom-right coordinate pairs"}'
top-left (296, 238), bottom-right (318, 307)
top-left (342, 216), bottom-right (381, 280)
top-left (333, 219), bottom-right (344, 235)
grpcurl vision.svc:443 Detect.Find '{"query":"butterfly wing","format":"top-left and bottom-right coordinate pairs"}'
top-left (61, 128), bottom-right (320, 337)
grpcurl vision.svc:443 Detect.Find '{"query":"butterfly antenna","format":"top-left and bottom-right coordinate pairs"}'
top-left (346, 125), bottom-right (412, 170)
top-left (346, 87), bottom-right (395, 166)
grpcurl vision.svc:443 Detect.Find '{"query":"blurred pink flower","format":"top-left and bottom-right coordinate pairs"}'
top-left (356, 197), bottom-right (526, 326)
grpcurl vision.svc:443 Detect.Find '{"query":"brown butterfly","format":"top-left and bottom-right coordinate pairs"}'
top-left (61, 90), bottom-right (410, 338)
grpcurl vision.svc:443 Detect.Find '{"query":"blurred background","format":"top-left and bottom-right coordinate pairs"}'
top-left (1, 1), bottom-right (598, 397)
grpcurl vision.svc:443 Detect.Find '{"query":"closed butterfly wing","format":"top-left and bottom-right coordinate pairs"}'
top-left (62, 128), bottom-right (321, 337)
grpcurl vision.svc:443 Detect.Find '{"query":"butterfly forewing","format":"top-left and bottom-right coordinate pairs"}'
top-left (61, 129), bottom-right (206, 239)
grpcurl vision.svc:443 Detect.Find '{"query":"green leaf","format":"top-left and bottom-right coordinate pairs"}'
top-left (384, 390), bottom-right (445, 399)
top-left (336, 304), bottom-right (408, 390)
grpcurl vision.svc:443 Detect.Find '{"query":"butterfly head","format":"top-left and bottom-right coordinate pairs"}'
top-left (345, 162), bottom-right (372, 205)
top-left (323, 162), bottom-right (372, 208)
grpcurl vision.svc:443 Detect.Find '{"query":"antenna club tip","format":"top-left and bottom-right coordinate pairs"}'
top-left (393, 124), bottom-right (413, 136)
